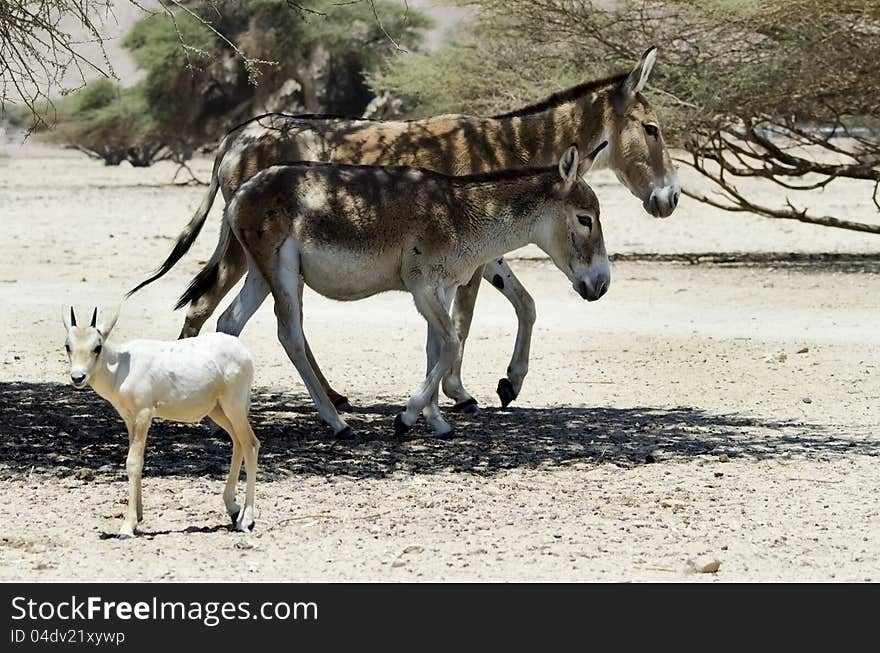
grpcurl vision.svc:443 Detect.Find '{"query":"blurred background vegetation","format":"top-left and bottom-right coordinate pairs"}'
top-left (8, 0), bottom-right (430, 166)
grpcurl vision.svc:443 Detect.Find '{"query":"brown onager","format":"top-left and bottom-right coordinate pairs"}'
top-left (216, 145), bottom-right (608, 439)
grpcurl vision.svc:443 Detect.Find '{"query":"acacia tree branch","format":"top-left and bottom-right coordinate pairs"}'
top-left (680, 147), bottom-right (880, 234)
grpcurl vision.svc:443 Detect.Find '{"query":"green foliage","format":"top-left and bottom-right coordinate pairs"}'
top-left (123, 12), bottom-right (216, 72)
top-left (374, 0), bottom-right (880, 139)
top-left (28, 1), bottom-right (433, 164)
top-left (372, 28), bottom-right (589, 117)
top-left (233, 0), bottom-right (432, 79)
top-left (72, 79), bottom-right (119, 114)
top-left (32, 79), bottom-right (164, 165)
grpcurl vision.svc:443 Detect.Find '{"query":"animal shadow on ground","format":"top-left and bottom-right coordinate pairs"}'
top-left (0, 382), bottom-right (874, 482)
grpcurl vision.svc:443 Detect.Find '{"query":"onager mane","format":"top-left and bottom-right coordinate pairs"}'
top-left (492, 73), bottom-right (628, 119)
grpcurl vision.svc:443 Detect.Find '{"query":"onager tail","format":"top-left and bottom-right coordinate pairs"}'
top-left (174, 211), bottom-right (233, 310)
top-left (126, 168), bottom-right (221, 298)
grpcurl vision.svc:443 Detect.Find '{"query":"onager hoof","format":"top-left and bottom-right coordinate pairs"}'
top-left (393, 413), bottom-right (412, 438)
top-left (451, 397), bottom-right (479, 414)
top-left (496, 378), bottom-right (518, 408)
top-left (333, 396), bottom-right (355, 413)
top-left (334, 426), bottom-right (355, 440)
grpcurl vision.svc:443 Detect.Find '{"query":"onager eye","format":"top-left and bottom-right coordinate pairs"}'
top-left (93, 344), bottom-right (103, 355)
top-left (644, 123), bottom-right (659, 139)
top-left (577, 215), bottom-right (593, 229)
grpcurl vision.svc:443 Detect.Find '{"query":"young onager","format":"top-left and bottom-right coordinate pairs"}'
top-left (128, 47), bottom-right (678, 413)
top-left (62, 306), bottom-right (259, 537)
top-left (217, 144), bottom-right (608, 439)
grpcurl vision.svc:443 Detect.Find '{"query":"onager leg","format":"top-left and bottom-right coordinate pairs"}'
top-left (208, 407), bottom-right (243, 524)
top-left (482, 258), bottom-right (537, 408)
top-left (217, 267), bottom-right (353, 411)
top-left (180, 236), bottom-right (248, 338)
top-left (216, 266), bottom-right (270, 337)
top-left (421, 289), bottom-right (455, 431)
top-left (265, 239), bottom-right (353, 439)
top-left (443, 266), bottom-right (482, 413)
top-left (395, 286), bottom-right (459, 438)
top-left (298, 278), bottom-right (353, 411)
top-left (119, 409), bottom-right (152, 539)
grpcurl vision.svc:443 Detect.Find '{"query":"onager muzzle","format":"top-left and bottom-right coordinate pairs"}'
top-left (574, 265), bottom-right (611, 302)
top-left (645, 173), bottom-right (681, 218)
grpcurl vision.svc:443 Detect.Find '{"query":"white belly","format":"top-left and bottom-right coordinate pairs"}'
top-left (300, 245), bottom-right (405, 300)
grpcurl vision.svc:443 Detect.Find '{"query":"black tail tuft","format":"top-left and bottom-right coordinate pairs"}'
top-left (126, 234), bottom-right (203, 298)
top-left (126, 171), bottom-right (220, 298)
top-left (174, 260), bottom-right (220, 311)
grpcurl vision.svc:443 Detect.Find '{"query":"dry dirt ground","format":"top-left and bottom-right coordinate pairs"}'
top-left (0, 144), bottom-right (878, 582)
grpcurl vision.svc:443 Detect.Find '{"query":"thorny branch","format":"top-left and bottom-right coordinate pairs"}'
top-left (0, 0), bottom-right (411, 127)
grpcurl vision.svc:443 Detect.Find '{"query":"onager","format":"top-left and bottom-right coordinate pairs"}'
top-left (217, 144), bottom-right (608, 439)
top-left (62, 306), bottom-right (259, 537)
top-left (129, 47), bottom-right (678, 412)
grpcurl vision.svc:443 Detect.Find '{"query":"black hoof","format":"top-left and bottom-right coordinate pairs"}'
top-left (393, 413), bottom-right (411, 437)
top-left (229, 510), bottom-right (240, 527)
top-left (451, 397), bottom-right (479, 414)
top-left (437, 428), bottom-right (460, 439)
top-left (334, 426), bottom-right (355, 440)
top-left (333, 396), bottom-right (355, 412)
top-left (497, 378), bottom-right (518, 408)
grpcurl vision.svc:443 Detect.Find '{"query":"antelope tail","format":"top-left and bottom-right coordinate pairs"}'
top-left (126, 166), bottom-right (221, 297)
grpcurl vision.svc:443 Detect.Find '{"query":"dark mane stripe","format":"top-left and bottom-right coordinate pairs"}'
top-left (492, 72), bottom-right (627, 119)
top-left (223, 111), bottom-right (377, 139)
top-left (261, 160), bottom-right (557, 185)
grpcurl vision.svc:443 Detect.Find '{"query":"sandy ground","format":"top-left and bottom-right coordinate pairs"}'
top-left (0, 144), bottom-right (878, 582)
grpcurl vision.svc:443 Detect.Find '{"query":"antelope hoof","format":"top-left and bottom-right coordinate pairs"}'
top-left (393, 413), bottom-right (411, 438)
top-left (497, 378), bottom-right (518, 408)
top-left (116, 532), bottom-right (132, 541)
top-left (235, 519), bottom-right (255, 533)
top-left (334, 426), bottom-right (355, 440)
top-left (451, 397), bottom-right (479, 414)
top-left (229, 509), bottom-right (240, 527)
top-left (333, 396), bottom-right (355, 412)
top-left (437, 428), bottom-right (459, 439)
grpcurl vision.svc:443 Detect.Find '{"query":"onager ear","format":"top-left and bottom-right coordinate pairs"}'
top-left (619, 46), bottom-right (658, 106)
top-left (558, 145), bottom-right (580, 194)
top-left (578, 141), bottom-right (609, 176)
top-left (97, 305), bottom-right (120, 338)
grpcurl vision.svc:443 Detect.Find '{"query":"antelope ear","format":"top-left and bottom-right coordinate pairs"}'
top-left (97, 304), bottom-right (120, 338)
top-left (558, 145), bottom-right (580, 194)
top-left (63, 305), bottom-right (73, 331)
top-left (578, 140), bottom-right (608, 176)
top-left (618, 46), bottom-right (658, 107)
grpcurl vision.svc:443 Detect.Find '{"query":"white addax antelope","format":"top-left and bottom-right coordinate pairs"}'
top-left (62, 306), bottom-right (259, 537)
top-left (217, 144), bottom-right (609, 439)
